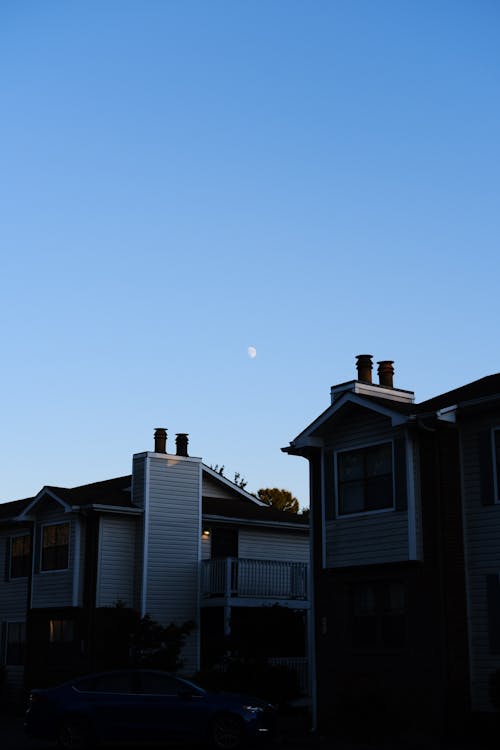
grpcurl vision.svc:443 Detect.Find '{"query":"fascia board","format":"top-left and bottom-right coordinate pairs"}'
top-left (17, 487), bottom-right (71, 519)
top-left (71, 504), bottom-right (143, 515)
top-left (202, 513), bottom-right (309, 532)
top-left (202, 465), bottom-right (266, 506)
top-left (286, 392), bottom-right (409, 450)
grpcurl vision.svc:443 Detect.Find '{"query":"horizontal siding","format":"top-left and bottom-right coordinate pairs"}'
top-left (323, 410), bottom-right (409, 567)
top-left (0, 526), bottom-right (30, 619)
top-left (239, 529), bottom-right (309, 562)
top-left (144, 455), bottom-right (201, 673)
top-left (461, 416), bottom-right (500, 711)
top-left (202, 473), bottom-right (239, 500)
top-left (31, 501), bottom-right (75, 609)
top-left (325, 512), bottom-right (409, 567)
top-left (96, 516), bottom-right (138, 608)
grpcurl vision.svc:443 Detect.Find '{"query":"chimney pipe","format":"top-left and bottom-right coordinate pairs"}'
top-left (355, 354), bottom-right (373, 383)
top-left (377, 360), bottom-right (394, 388)
top-left (154, 427), bottom-right (167, 454)
top-left (176, 433), bottom-right (189, 457)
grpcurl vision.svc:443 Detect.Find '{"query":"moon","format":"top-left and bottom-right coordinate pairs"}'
top-left (247, 345), bottom-right (257, 359)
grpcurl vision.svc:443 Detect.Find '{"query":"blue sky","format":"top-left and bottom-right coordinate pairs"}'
top-left (1, 1), bottom-right (499, 507)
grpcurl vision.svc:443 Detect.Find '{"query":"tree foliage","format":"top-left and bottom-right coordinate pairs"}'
top-left (257, 487), bottom-right (300, 514)
top-left (210, 464), bottom-right (248, 489)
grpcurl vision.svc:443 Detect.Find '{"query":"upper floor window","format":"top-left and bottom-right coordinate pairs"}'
top-left (41, 523), bottom-right (69, 571)
top-left (337, 442), bottom-right (393, 515)
top-left (10, 534), bottom-right (31, 578)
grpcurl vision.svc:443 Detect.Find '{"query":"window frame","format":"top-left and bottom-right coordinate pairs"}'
top-left (40, 522), bottom-right (70, 573)
top-left (9, 533), bottom-right (31, 579)
top-left (350, 580), bottom-right (407, 652)
top-left (335, 439), bottom-right (395, 518)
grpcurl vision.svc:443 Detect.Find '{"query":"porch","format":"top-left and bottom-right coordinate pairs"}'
top-left (200, 558), bottom-right (309, 604)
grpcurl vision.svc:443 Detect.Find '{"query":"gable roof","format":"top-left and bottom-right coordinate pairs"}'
top-left (416, 373), bottom-right (500, 413)
top-left (0, 466), bottom-right (307, 529)
top-left (284, 372), bottom-right (500, 453)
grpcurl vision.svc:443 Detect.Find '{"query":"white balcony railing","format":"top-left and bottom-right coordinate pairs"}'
top-left (201, 558), bottom-right (308, 601)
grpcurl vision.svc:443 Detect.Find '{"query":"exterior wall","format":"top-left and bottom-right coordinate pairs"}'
top-left (325, 512), bottom-right (408, 567)
top-left (323, 411), bottom-right (411, 567)
top-left (31, 500), bottom-right (76, 609)
top-left (461, 414), bottom-right (500, 711)
top-left (142, 453), bottom-right (202, 673)
top-left (239, 528), bottom-right (309, 562)
top-left (202, 473), bottom-right (240, 500)
top-left (0, 525), bottom-right (30, 697)
top-left (0, 525), bottom-right (30, 619)
top-left (200, 526), bottom-right (309, 562)
top-left (96, 515), bottom-right (138, 608)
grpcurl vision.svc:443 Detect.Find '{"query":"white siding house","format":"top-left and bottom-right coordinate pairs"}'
top-left (0, 430), bottom-right (309, 696)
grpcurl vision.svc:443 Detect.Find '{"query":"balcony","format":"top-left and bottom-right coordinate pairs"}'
top-left (200, 558), bottom-right (308, 603)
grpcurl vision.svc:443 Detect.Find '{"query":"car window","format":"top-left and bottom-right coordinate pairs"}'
top-left (139, 672), bottom-right (184, 695)
top-left (76, 673), bottom-right (134, 693)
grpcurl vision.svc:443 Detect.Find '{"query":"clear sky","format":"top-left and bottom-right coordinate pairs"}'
top-left (1, 1), bottom-right (499, 507)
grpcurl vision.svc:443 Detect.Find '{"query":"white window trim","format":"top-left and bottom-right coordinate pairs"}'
top-left (39, 521), bottom-right (71, 573)
top-left (8, 532), bottom-right (31, 580)
top-left (334, 438), bottom-right (396, 519)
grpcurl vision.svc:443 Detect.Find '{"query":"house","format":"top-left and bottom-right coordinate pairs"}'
top-left (283, 354), bottom-right (500, 736)
top-left (0, 429), bottom-right (309, 700)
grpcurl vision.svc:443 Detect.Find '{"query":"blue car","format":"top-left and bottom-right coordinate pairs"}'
top-left (24, 669), bottom-right (276, 749)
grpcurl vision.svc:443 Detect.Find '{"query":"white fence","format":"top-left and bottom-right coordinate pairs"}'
top-left (201, 558), bottom-right (308, 600)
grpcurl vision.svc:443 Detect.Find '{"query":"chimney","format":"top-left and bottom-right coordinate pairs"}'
top-left (176, 433), bottom-right (189, 457)
top-left (355, 354), bottom-right (373, 383)
top-left (154, 427), bottom-right (167, 454)
top-left (377, 360), bottom-right (394, 388)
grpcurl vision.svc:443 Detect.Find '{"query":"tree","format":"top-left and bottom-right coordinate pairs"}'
top-left (257, 487), bottom-right (300, 514)
top-left (210, 464), bottom-right (247, 489)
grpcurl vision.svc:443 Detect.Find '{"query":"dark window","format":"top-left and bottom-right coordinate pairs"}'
top-left (10, 534), bottom-right (31, 578)
top-left (211, 527), bottom-right (238, 558)
top-left (351, 581), bottom-right (406, 650)
top-left (6, 622), bottom-right (26, 665)
top-left (41, 523), bottom-right (69, 571)
top-left (338, 443), bottom-right (393, 515)
top-left (49, 619), bottom-right (74, 643)
top-left (47, 619), bottom-right (76, 667)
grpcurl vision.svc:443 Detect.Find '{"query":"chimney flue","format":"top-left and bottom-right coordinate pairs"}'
top-left (377, 360), bottom-right (394, 388)
top-left (176, 433), bottom-right (189, 457)
top-left (355, 354), bottom-right (373, 383)
top-left (154, 427), bottom-right (167, 454)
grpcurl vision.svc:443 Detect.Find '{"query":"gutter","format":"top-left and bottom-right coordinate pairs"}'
top-left (201, 514), bottom-right (309, 531)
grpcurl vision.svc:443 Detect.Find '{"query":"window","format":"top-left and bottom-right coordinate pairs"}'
top-left (10, 534), bottom-right (31, 578)
top-left (5, 622), bottom-right (26, 665)
top-left (41, 523), bottom-right (69, 571)
top-left (49, 619), bottom-right (74, 643)
top-left (351, 581), bottom-right (406, 650)
top-left (337, 442), bottom-right (393, 515)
